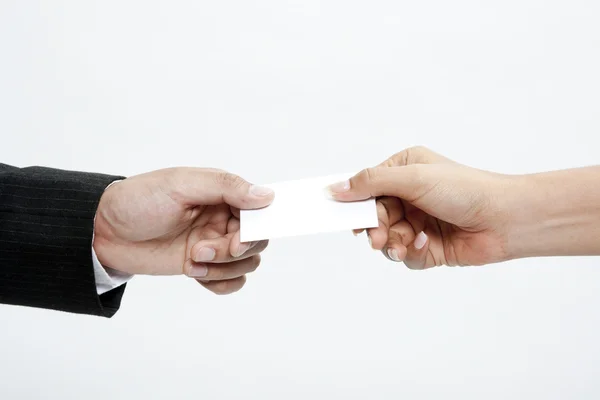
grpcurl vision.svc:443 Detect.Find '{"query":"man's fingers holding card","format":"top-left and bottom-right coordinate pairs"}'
top-left (198, 276), bottom-right (247, 295)
top-left (185, 255), bottom-right (261, 281)
top-left (190, 233), bottom-right (268, 264)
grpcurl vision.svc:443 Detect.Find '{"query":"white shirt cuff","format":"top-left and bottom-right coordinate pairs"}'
top-left (92, 179), bottom-right (132, 295)
top-left (92, 247), bottom-right (132, 295)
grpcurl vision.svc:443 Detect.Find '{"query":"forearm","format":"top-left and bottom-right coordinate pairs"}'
top-left (505, 166), bottom-right (600, 259)
top-left (0, 163), bottom-right (126, 316)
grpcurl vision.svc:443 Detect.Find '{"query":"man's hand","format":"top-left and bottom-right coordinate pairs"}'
top-left (93, 168), bottom-right (274, 295)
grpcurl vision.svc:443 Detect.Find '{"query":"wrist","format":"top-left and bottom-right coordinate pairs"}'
top-left (503, 167), bottom-right (600, 260)
top-left (93, 181), bottom-right (121, 268)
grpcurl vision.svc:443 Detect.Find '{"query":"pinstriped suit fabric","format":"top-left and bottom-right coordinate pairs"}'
top-left (0, 163), bottom-right (125, 317)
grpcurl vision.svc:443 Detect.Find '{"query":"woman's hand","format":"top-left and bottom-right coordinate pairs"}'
top-left (328, 147), bottom-right (514, 269)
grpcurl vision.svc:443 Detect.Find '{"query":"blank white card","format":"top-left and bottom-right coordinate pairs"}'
top-left (240, 173), bottom-right (378, 242)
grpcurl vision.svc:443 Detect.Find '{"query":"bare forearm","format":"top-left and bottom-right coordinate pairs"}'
top-left (506, 166), bottom-right (600, 259)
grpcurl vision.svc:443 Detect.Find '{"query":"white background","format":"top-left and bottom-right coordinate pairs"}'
top-left (1, 1), bottom-right (600, 399)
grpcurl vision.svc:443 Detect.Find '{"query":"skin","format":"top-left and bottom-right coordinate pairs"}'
top-left (328, 146), bottom-right (600, 269)
top-left (92, 148), bottom-right (600, 293)
top-left (93, 168), bottom-right (274, 295)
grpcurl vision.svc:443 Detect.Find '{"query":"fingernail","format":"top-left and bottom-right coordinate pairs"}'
top-left (353, 231), bottom-right (359, 236)
top-left (368, 233), bottom-right (373, 248)
top-left (233, 241), bottom-right (253, 257)
top-left (195, 247), bottom-right (216, 262)
top-left (327, 180), bottom-right (350, 193)
top-left (249, 185), bottom-right (274, 197)
top-left (189, 264), bottom-right (208, 277)
top-left (414, 232), bottom-right (428, 250)
top-left (387, 248), bottom-right (401, 262)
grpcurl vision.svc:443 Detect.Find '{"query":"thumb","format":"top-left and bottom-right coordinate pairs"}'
top-left (175, 169), bottom-right (275, 210)
top-left (327, 165), bottom-right (436, 203)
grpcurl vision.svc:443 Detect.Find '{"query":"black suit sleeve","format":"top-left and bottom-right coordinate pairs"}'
top-left (0, 163), bottom-right (127, 317)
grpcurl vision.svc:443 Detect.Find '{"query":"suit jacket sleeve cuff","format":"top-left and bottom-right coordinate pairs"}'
top-left (0, 165), bottom-right (127, 317)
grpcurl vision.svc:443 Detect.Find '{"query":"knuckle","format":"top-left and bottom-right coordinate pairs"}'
top-left (211, 281), bottom-right (231, 295)
top-left (205, 167), bottom-right (226, 175)
top-left (249, 255), bottom-right (261, 272)
top-left (392, 146), bottom-right (432, 166)
top-left (363, 167), bottom-right (378, 183)
top-left (376, 203), bottom-right (389, 229)
top-left (255, 240), bottom-right (269, 253)
top-left (217, 172), bottom-right (247, 190)
top-left (234, 276), bottom-right (246, 292)
top-left (360, 167), bottom-right (385, 198)
top-left (208, 267), bottom-right (224, 281)
top-left (408, 145), bottom-right (430, 155)
top-left (390, 149), bottom-right (410, 166)
top-left (398, 230), bottom-right (411, 244)
top-left (405, 262), bottom-right (420, 270)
